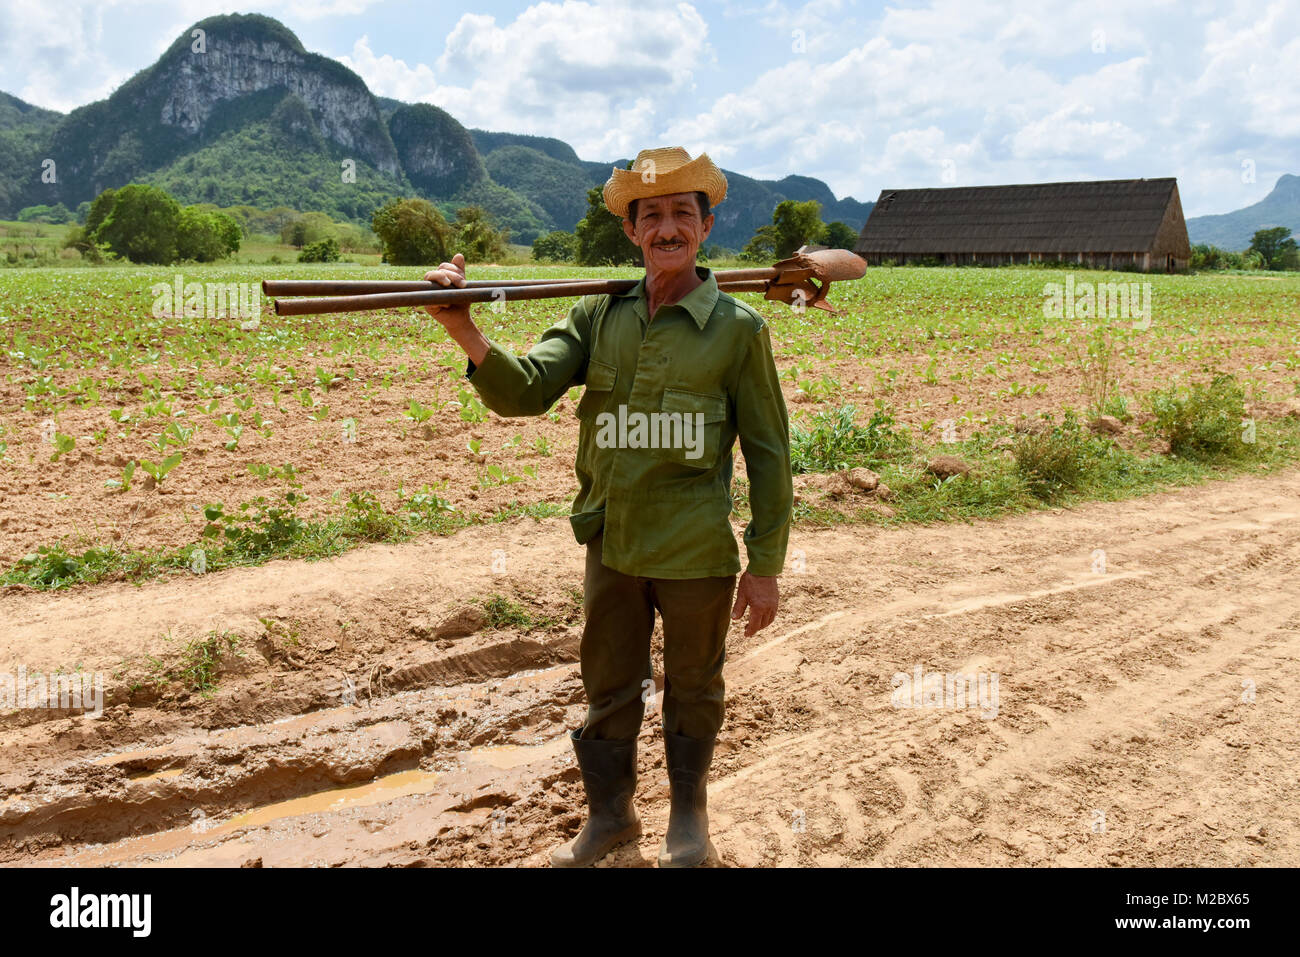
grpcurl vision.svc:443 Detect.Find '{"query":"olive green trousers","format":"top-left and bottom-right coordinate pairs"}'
top-left (578, 532), bottom-right (736, 741)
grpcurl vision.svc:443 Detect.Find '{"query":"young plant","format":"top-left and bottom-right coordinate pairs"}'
top-left (139, 452), bottom-right (182, 486)
top-left (105, 460), bottom-right (136, 492)
top-left (50, 431), bottom-right (75, 462)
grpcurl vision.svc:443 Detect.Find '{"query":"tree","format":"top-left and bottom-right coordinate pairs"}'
top-left (334, 223), bottom-right (381, 254)
top-left (532, 230), bottom-right (578, 263)
top-left (93, 183), bottom-right (180, 264)
top-left (452, 205), bottom-right (510, 263)
top-left (298, 237), bottom-right (340, 263)
top-left (1191, 243), bottom-right (1225, 270)
top-left (280, 211), bottom-right (337, 248)
top-left (822, 221), bottom-right (858, 251)
top-left (176, 206), bottom-right (240, 262)
top-left (371, 198), bottom-right (453, 266)
top-left (771, 199), bottom-right (825, 258)
top-left (1248, 226), bottom-right (1298, 270)
top-left (741, 199), bottom-right (829, 262)
top-left (17, 203), bottom-right (72, 224)
top-left (84, 188), bottom-right (117, 236)
top-left (740, 225), bottom-right (778, 262)
top-left (574, 185), bottom-right (641, 266)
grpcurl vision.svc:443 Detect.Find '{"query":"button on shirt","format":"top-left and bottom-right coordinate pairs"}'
top-left (464, 267), bottom-right (793, 580)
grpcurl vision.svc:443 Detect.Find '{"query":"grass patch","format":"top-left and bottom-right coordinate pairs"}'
top-left (1012, 409), bottom-right (1123, 500)
top-left (477, 591), bottom-right (582, 632)
top-left (145, 630), bottom-right (243, 698)
top-left (793, 385), bottom-right (1300, 529)
top-left (790, 404), bottom-right (912, 473)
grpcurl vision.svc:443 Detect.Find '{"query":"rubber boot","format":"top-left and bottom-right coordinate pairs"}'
top-left (550, 730), bottom-right (641, 868)
top-left (657, 730), bottom-right (717, 867)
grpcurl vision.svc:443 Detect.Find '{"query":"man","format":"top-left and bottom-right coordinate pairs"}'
top-left (423, 147), bottom-right (793, 868)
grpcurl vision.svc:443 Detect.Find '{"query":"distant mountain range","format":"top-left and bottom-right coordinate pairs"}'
top-left (1185, 174), bottom-right (1300, 250)
top-left (0, 13), bottom-right (871, 249)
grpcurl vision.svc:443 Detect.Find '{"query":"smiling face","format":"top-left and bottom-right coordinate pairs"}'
top-left (622, 191), bottom-right (714, 275)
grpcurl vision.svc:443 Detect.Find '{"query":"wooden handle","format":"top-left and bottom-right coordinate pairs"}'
top-left (262, 278), bottom-right (583, 296)
top-left (272, 280), bottom-right (640, 316)
top-left (271, 278), bottom-right (777, 316)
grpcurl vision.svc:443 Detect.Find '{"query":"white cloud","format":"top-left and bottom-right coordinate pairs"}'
top-left (363, 0), bottom-right (714, 159)
top-left (665, 0), bottom-right (1298, 212)
top-left (338, 35), bottom-right (439, 102)
top-left (1, 0), bottom-right (1295, 217)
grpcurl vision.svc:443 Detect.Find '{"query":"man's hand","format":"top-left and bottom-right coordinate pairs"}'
top-left (421, 253), bottom-right (489, 365)
top-left (423, 253), bottom-right (470, 328)
top-left (731, 571), bottom-right (779, 637)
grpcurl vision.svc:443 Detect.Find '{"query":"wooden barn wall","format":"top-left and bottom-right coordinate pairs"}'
top-left (861, 250), bottom-right (1174, 271)
top-left (1151, 183), bottom-right (1193, 261)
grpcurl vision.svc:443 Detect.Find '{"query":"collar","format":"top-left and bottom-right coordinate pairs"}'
top-left (616, 266), bottom-right (719, 330)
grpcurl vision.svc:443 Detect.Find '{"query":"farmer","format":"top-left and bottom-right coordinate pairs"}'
top-left (423, 147), bottom-right (793, 868)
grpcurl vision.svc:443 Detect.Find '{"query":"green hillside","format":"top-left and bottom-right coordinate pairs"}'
top-left (1187, 175), bottom-right (1300, 250)
top-left (0, 92), bottom-right (65, 215)
top-left (0, 12), bottom-right (872, 251)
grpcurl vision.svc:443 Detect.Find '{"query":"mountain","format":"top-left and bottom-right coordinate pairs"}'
top-left (0, 92), bottom-right (63, 216)
top-left (470, 143), bottom-right (873, 248)
top-left (0, 13), bottom-right (870, 248)
top-left (1186, 175), bottom-right (1300, 250)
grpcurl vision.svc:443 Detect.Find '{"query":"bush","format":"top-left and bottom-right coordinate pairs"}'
top-left (17, 203), bottom-right (73, 224)
top-left (1013, 409), bottom-right (1109, 499)
top-left (372, 198), bottom-right (453, 266)
top-left (280, 212), bottom-right (338, 249)
top-left (298, 236), bottom-right (340, 263)
top-left (532, 230), bottom-right (578, 263)
top-left (790, 405), bottom-right (911, 473)
top-left (1146, 373), bottom-right (1252, 460)
top-left (574, 185), bottom-right (641, 266)
top-left (77, 185), bottom-right (238, 264)
top-left (451, 205), bottom-right (509, 263)
top-left (176, 206), bottom-right (240, 262)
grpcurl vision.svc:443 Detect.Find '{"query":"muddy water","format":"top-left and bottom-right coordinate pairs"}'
top-left (45, 730), bottom-right (576, 867)
top-left (466, 733), bottom-right (572, 769)
top-left (221, 769), bottom-right (445, 832)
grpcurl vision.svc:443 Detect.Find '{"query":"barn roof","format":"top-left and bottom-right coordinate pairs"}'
top-left (855, 178), bottom-right (1181, 255)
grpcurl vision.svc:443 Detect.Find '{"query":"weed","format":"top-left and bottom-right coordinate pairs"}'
top-left (1146, 372), bottom-right (1253, 460)
top-left (790, 404), bottom-right (911, 473)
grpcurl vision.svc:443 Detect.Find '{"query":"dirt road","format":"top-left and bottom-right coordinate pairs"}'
top-left (2, 466), bottom-right (1297, 867)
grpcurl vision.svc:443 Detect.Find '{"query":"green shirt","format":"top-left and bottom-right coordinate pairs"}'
top-left (465, 267), bottom-right (793, 580)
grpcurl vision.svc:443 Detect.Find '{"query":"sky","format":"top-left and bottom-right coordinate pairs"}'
top-left (0, 0), bottom-right (1295, 218)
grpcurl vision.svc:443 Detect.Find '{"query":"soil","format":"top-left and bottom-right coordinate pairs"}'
top-left (3, 464), bottom-right (1297, 867)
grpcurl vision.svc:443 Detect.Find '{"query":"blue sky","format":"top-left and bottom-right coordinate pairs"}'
top-left (1, 0), bottom-right (1295, 218)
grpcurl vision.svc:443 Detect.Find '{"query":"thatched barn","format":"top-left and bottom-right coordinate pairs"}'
top-left (854, 178), bottom-right (1191, 271)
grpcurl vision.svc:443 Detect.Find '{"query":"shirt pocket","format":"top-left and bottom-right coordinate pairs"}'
top-left (577, 359), bottom-right (617, 421)
top-left (656, 388), bottom-right (728, 470)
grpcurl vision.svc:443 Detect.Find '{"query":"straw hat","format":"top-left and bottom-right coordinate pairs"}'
top-left (602, 147), bottom-right (728, 219)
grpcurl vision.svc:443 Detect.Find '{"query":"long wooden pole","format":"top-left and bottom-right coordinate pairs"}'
top-left (268, 276), bottom-right (776, 317)
top-left (262, 249), bottom-right (867, 317)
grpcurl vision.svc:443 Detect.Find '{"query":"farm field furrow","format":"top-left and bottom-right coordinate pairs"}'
top-left (2, 264), bottom-right (1298, 581)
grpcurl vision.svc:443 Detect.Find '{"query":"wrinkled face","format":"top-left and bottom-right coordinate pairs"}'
top-left (622, 191), bottom-right (714, 274)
